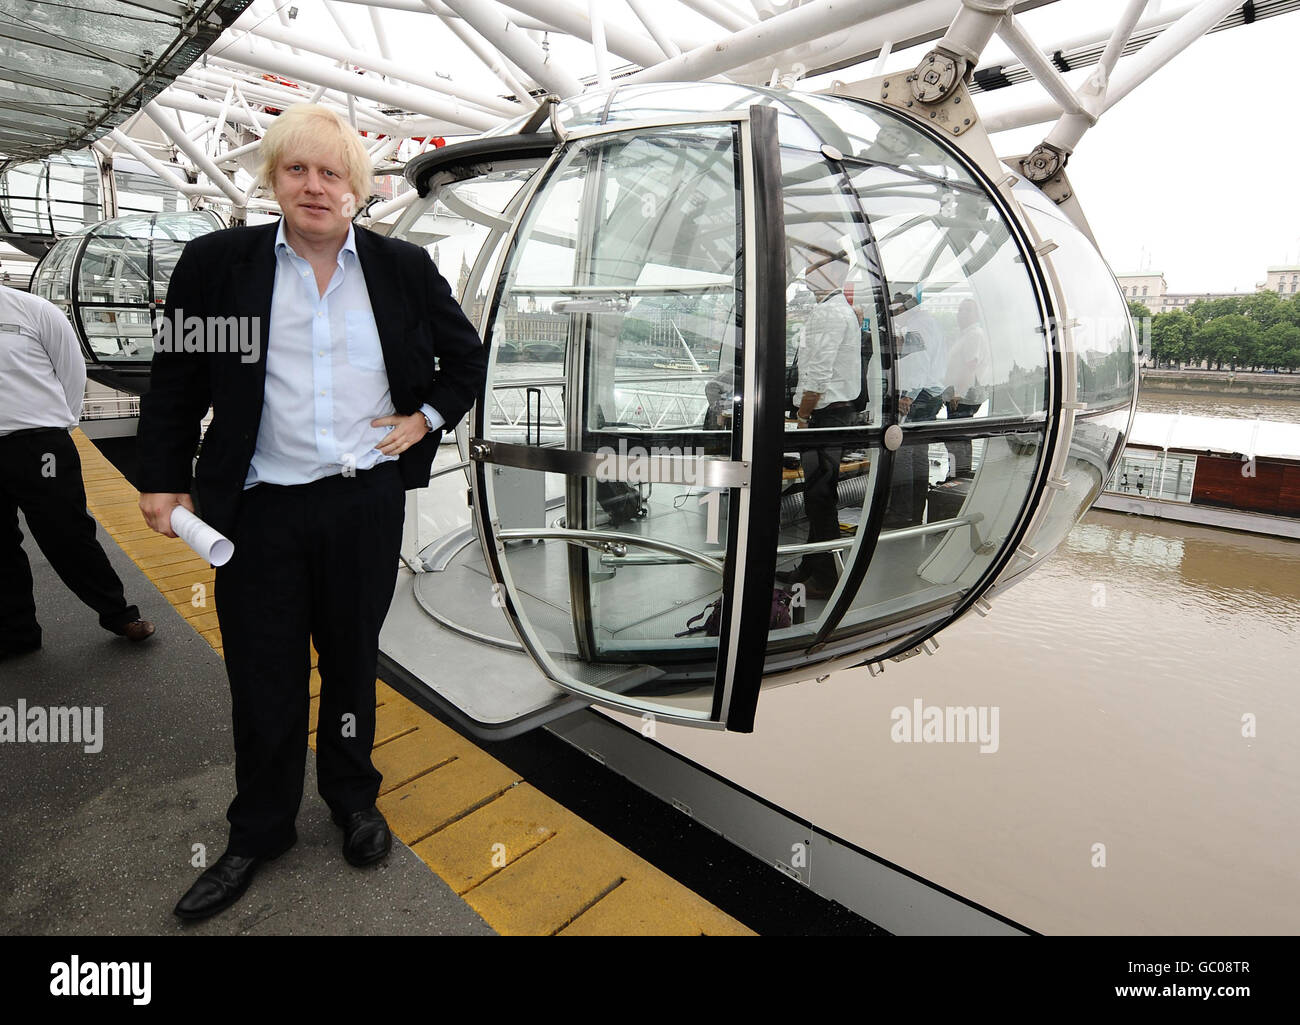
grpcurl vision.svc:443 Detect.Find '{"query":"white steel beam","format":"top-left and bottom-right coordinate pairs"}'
top-left (439, 0), bottom-right (584, 97)
top-left (367, 5), bottom-right (393, 62)
top-left (245, 20), bottom-right (522, 116)
top-left (626, 0), bottom-right (682, 60)
top-left (589, 1), bottom-right (612, 88)
top-left (144, 102), bottom-right (249, 208)
top-left (679, 0), bottom-right (757, 32)
top-left (996, 15), bottom-right (1089, 117)
top-left (105, 129), bottom-right (197, 194)
top-left (333, 0), bottom-right (554, 32)
top-left (431, 7), bottom-right (540, 108)
top-left (494, 0), bottom-right (694, 71)
top-left (1102, 0), bottom-right (1242, 110)
top-left (219, 36), bottom-right (506, 130)
top-left (1090, 0), bottom-right (1150, 92)
top-left (628, 0), bottom-right (915, 84)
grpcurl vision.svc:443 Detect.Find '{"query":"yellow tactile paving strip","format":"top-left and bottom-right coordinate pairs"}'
top-left (73, 429), bottom-right (752, 936)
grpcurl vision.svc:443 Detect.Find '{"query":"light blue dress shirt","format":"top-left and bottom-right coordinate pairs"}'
top-left (245, 221), bottom-right (444, 488)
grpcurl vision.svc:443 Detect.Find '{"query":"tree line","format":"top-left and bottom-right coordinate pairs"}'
top-left (1128, 291), bottom-right (1300, 372)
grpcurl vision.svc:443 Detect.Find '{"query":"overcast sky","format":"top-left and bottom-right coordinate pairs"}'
top-left (802, 0), bottom-right (1300, 294)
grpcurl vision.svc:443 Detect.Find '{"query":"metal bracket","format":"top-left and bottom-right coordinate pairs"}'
top-left (1013, 145), bottom-right (1075, 204)
top-left (519, 94), bottom-right (567, 141)
top-left (880, 70), bottom-right (978, 137)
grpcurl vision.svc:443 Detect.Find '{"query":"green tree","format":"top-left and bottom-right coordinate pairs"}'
top-left (1150, 309), bottom-right (1195, 367)
top-left (1242, 290), bottom-right (1286, 332)
top-left (1194, 314), bottom-right (1256, 370)
top-left (1261, 322), bottom-right (1300, 372)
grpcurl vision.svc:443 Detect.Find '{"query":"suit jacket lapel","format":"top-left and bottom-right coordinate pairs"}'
top-left (353, 225), bottom-right (405, 395)
top-left (232, 221), bottom-right (277, 398)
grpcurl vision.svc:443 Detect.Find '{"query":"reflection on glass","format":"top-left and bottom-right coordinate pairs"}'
top-left (849, 165), bottom-right (1048, 422)
top-left (0, 152), bottom-right (101, 236)
top-left (835, 429), bottom-right (1044, 638)
top-left (1014, 181), bottom-right (1136, 412)
top-left (479, 122), bottom-right (744, 719)
top-left (82, 307), bottom-right (153, 361)
top-left (998, 407), bottom-right (1129, 582)
top-left (782, 93), bottom-right (977, 185)
top-left (781, 148), bottom-right (886, 431)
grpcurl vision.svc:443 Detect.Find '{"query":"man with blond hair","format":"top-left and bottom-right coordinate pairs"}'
top-left (137, 103), bottom-right (487, 920)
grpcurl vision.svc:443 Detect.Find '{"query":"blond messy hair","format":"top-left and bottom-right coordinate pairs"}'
top-left (257, 103), bottom-right (373, 211)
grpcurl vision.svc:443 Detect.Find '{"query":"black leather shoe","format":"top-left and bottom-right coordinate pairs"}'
top-left (173, 833), bottom-right (295, 921)
top-left (332, 807), bottom-right (392, 867)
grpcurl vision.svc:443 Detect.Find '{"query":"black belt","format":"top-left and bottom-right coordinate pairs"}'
top-left (258, 460), bottom-right (401, 495)
top-left (0, 426), bottom-right (67, 439)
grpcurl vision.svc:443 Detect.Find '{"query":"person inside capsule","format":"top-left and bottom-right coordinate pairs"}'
top-left (777, 257), bottom-right (861, 599)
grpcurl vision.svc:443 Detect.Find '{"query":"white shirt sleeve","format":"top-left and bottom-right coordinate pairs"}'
top-left (39, 302), bottom-right (86, 422)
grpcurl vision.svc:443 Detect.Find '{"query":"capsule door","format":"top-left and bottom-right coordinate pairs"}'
top-left (470, 106), bottom-right (785, 730)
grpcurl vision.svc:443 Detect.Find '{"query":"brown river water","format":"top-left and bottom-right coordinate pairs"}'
top-left (606, 391), bottom-right (1300, 934)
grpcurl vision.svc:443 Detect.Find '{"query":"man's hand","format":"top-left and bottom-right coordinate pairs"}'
top-left (140, 492), bottom-right (195, 538)
top-left (372, 412), bottom-right (429, 456)
top-left (898, 395), bottom-right (913, 416)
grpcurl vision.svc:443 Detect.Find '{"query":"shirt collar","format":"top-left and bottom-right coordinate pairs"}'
top-left (275, 219), bottom-right (357, 264)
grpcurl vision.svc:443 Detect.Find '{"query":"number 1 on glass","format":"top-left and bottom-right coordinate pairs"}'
top-left (699, 490), bottom-right (721, 546)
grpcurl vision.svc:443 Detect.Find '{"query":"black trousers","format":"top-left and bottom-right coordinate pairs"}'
top-left (214, 461), bottom-right (405, 857)
top-left (796, 403), bottom-right (856, 587)
top-left (0, 426), bottom-right (139, 650)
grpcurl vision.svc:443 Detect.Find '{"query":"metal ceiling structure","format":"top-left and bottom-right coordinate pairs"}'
top-left (0, 0), bottom-right (1291, 233)
top-left (0, 0), bottom-right (255, 165)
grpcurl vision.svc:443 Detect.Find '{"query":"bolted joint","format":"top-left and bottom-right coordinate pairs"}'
top-left (908, 49), bottom-right (967, 104)
top-left (1020, 141), bottom-right (1069, 183)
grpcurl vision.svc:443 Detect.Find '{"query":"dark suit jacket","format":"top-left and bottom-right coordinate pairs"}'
top-left (136, 219), bottom-right (487, 542)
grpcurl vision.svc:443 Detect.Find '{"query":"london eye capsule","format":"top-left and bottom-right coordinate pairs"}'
top-left (29, 210), bottom-right (223, 394)
top-left (388, 81), bottom-right (1138, 732)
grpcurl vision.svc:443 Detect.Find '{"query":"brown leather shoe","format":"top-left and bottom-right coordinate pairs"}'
top-left (115, 619), bottom-right (155, 642)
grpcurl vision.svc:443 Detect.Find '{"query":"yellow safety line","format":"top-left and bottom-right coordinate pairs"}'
top-left (74, 429), bottom-right (753, 936)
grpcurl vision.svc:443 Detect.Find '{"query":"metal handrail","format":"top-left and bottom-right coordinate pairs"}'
top-left (495, 526), bottom-right (726, 575)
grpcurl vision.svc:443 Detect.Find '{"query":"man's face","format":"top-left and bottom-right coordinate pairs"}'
top-left (273, 146), bottom-right (355, 242)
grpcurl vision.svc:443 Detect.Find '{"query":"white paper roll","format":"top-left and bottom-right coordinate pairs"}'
top-left (170, 505), bottom-right (234, 567)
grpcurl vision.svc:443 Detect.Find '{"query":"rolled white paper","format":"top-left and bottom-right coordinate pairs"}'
top-left (170, 505), bottom-right (234, 567)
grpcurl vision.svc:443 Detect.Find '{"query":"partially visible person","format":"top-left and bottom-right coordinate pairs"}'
top-left (889, 291), bottom-right (948, 527)
top-left (942, 298), bottom-right (992, 480)
top-left (779, 259), bottom-right (861, 599)
top-left (0, 280), bottom-right (155, 661)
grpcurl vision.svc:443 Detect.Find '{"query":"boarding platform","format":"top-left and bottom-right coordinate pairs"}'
top-left (0, 430), bottom-right (751, 936)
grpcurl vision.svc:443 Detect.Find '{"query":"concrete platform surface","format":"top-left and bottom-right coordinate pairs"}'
top-left (0, 505), bottom-right (495, 936)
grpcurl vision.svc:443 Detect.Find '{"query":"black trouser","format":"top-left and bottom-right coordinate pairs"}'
top-left (214, 461), bottom-right (404, 857)
top-left (0, 426), bottom-right (139, 650)
top-left (796, 403), bottom-right (856, 587)
top-left (944, 399), bottom-right (981, 477)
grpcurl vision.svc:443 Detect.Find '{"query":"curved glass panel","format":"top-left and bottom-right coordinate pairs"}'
top-left (480, 121), bottom-right (745, 720)
top-left (114, 162), bottom-right (187, 216)
top-left (782, 93), bottom-right (977, 185)
top-left (402, 166), bottom-right (541, 314)
top-left (82, 306), bottom-right (153, 362)
top-left (832, 426), bottom-right (1045, 641)
top-left (848, 163), bottom-right (1049, 423)
top-left (1014, 181), bottom-right (1137, 412)
top-left (997, 406), bottom-right (1130, 583)
top-left (761, 148), bottom-right (890, 647)
top-left (607, 82), bottom-right (822, 150)
top-left (31, 237), bottom-right (78, 302)
top-left (0, 152), bottom-right (101, 236)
